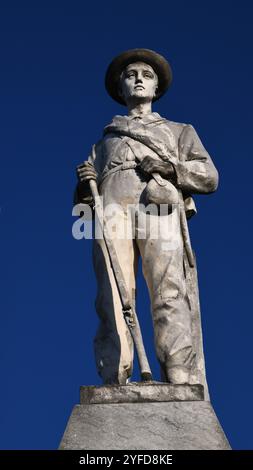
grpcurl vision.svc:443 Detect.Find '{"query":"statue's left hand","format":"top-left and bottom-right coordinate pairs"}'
top-left (140, 156), bottom-right (175, 179)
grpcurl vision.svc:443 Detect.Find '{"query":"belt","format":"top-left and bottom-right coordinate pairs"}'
top-left (99, 161), bottom-right (138, 184)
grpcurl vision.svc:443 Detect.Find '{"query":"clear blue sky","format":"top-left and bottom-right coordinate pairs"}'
top-left (0, 0), bottom-right (252, 450)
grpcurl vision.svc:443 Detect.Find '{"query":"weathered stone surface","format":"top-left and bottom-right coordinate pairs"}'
top-left (80, 382), bottom-right (204, 405)
top-left (184, 251), bottom-right (210, 400)
top-left (59, 400), bottom-right (231, 450)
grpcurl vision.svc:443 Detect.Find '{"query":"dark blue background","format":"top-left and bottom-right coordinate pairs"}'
top-left (0, 0), bottom-right (252, 449)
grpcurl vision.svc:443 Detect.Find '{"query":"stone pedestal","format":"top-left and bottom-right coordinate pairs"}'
top-left (59, 383), bottom-right (230, 450)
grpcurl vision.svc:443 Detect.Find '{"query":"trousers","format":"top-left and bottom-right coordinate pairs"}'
top-left (92, 168), bottom-right (195, 384)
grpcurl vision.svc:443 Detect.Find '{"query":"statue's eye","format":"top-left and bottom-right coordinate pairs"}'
top-left (144, 72), bottom-right (153, 78)
top-left (126, 72), bottom-right (135, 78)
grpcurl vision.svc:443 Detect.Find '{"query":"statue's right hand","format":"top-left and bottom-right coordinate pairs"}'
top-left (76, 161), bottom-right (97, 184)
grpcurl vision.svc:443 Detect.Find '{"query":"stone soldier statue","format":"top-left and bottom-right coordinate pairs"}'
top-left (74, 49), bottom-right (219, 387)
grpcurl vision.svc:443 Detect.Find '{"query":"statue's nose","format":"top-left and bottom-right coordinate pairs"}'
top-left (135, 75), bottom-right (143, 83)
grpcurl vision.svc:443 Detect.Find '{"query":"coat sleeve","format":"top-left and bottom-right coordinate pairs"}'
top-left (73, 140), bottom-right (103, 206)
top-left (173, 124), bottom-right (219, 194)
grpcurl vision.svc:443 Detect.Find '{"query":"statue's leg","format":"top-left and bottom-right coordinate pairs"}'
top-left (92, 214), bottom-right (138, 385)
top-left (136, 206), bottom-right (195, 384)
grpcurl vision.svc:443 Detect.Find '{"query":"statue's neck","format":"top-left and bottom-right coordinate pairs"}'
top-left (127, 101), bottom-right (153, 118)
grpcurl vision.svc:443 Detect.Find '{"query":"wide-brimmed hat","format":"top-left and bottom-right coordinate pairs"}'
top-left (105, 48), bottom-right (172, 105)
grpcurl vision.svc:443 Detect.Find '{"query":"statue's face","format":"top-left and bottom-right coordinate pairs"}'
top-left (119, 62), bottom-right (158, 104)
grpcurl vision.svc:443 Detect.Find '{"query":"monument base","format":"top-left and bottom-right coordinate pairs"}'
top-left (59, 383), bottom-right (230, 450)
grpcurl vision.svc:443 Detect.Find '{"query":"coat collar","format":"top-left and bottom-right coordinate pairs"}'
top-left (112, 112), bottom-right (165, 126)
